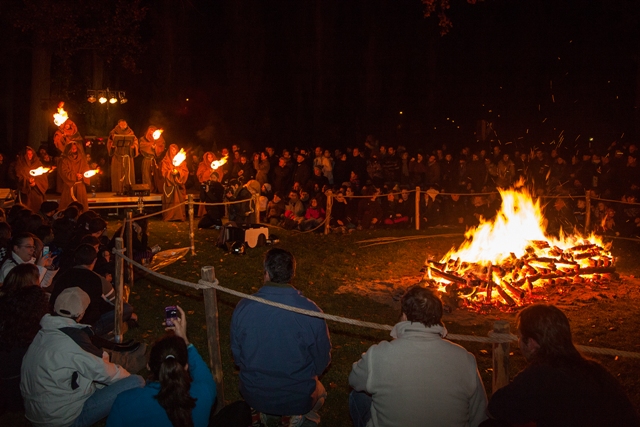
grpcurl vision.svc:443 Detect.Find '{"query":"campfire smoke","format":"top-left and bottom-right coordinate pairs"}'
top-left (424, 188), bottom-right (614, 311)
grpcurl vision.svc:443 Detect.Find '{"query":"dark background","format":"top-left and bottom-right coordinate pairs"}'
top-left (0, 0), bottom-right (638, 155)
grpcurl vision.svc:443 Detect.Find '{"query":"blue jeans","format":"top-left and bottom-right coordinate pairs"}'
top-left (93, 302), bottom-right (134, 337)
top-left (72, 374), bottom-right (145, 427)
top-left (349, 390), bottom-right (372, 427)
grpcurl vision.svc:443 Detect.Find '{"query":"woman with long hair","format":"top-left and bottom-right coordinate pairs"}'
top-left (106, 306), bottom-right (215, 427)
top-left (0, 263), bottom-right (49, 413)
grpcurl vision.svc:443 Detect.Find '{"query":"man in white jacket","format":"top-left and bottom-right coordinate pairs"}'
top-left (21, 287), bottom-right (144, 427)
top-left (348, 286), bottom-right (488, 427)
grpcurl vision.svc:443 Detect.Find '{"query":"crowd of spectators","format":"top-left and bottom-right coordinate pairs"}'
top-left (188, 138), bottom-right (640, 238)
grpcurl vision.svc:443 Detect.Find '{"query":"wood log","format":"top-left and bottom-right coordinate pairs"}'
top-left (428, 266), bottom-right (467, 284)
top-left (514, 266), bottom-right (616, 287)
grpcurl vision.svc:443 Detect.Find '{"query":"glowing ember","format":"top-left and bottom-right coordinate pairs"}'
top-left (30, 166), bottom-right (52, 176)
top-left (424, 187), bottom-right (614, 311)
top-left (172, 148), bottom-right (187, 167)
top-left (211, 155), bottom-right (228, 170)
top-left (152, 129), bottom-right (164, 140)
top-left (53, 102), bottom-right (68, 126)
top-left (83, 169), bottom-right (100, 178)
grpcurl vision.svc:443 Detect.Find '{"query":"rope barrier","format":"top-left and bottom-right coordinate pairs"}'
top-left (123, 201), bottom-right (188, 221)
top-left (112, 248), bottom-right (640, 357)
top-left (591, 197), bottom-right (640, 207)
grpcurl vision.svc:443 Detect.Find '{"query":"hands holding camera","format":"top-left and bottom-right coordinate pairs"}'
top-left (166, 305), bottom-right (189, 346)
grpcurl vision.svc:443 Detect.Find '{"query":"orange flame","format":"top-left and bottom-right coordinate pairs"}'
top-left (426, 187), bottom-right (612, 308)
top-left (172, 148), bottom-right (187, 167)
top-left (152, 129), bottom-right (164, 140)
top-left (53, 102), bottom-right (68, 127)
top-left (83, 169), bottom-right (100, 178)
top-left (30, 166), bottom-right (52, 176)
top-left (211, 155), bottom-right (228, 170)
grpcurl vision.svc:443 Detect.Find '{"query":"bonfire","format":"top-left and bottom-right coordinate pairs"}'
top-left (424, 186), bottom-right (614, 312)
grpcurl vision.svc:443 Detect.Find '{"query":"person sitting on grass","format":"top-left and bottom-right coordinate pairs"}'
top-left (349, 285), bottom-right (487, 427)
top-left (482, 304), bottom-right (640, 427)
top-left (50, 244), bottom-right (136, 336)
top-left (0, 264), bottom-right (49, 414)
top-left (21, 287), bottom-right (145, 427)
top-left (106, 306), bottom-right (218, 427)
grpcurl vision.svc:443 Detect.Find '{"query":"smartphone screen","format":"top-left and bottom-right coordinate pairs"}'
top-left (165, 306), bottom-right (178, 326)
top-left (43, 246), bottom-right (50, 256)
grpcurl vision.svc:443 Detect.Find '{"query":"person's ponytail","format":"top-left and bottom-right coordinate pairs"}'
top-left (149, 334), bottom-right (196, 427)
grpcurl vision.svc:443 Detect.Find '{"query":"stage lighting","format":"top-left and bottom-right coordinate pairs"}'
top-left (98, 91), bottom-right (107, 104)
top-left (108, 92), bottom-right (117, 104)
top-left (87, 90), bottom-right (96, 103)
top-left (118, 91), bottom-right (128, 104)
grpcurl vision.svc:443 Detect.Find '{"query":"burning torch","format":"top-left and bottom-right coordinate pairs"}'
top-left (30, 167), bottom-right (53, 176)
top-left (152, 129), bottom-right (164, 140)
top-left (172, 148), bottom-right (187, 175)
top-left (53, 102), bottom-right (68, 127)
top-left (210, 155), bottom-right (228, 170)
top-left (84, 168), bottom-right (100, 178)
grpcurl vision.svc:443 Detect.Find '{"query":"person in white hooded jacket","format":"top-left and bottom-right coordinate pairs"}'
top-left (21, 287), bottom-right (144, 427)
top-left (348, 286), bottom-right (488, 427)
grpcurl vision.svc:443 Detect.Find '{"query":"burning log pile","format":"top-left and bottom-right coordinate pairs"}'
top-left (423, 188), bottom-right (615, 312)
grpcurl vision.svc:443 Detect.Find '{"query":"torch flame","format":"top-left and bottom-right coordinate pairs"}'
top-left (152, 129), bottom-right (164, 140)
top-left (53, 103), bottom-right (68, 127)
top-left (210, 155), bottom-right (228, 170)
top-left (172, 148), bottom-right (187, 167)
top-left (29, 166), bottom-right (51, 176)
top-left (83, 169), bottom-right (100, 178)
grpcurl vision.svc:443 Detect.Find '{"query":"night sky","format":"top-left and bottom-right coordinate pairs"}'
top-left (1, 0), bottom-right (638, 155)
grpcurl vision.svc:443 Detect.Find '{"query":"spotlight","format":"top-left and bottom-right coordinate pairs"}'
top-left (98, 91), bottom-right (107, 104)
top-left (118, 91), bottom-right (127, 104)
top-left (87, 90), bottom-right (96, 103)
top-left (108, 92), bottom-right (117, 104)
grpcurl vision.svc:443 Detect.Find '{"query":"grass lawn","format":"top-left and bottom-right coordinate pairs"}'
top-left (3, 219), bottom-right (640, 426)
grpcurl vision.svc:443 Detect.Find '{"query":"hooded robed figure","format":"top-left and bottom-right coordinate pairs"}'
top-left (15, 146), bottom-right (48, 212)
top-left (196, 151), bottom-right (220, 217)
top-left (161, 144), bottom-right (189, 221)
top-left (53, 119), bottom-right (84, 193)
top-left (108, 119), bottom-right (139, 195)
top-left (59, 141), bottom-right (90, 211)
top-left (139, 126), bottom-right (166, 193)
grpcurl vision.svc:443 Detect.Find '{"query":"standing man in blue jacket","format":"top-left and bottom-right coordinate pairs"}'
top-left (230, 248), bottom-right (331, 427)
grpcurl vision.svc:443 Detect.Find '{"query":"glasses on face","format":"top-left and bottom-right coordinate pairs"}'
top-left (20, 245), bottom-right (35, 250)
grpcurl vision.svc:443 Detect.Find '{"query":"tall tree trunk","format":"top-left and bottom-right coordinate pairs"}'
top-left (28, 46), bottom-right (51, 149)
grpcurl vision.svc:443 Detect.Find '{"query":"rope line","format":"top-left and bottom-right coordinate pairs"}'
top-left (112, 249), bottom-right (640, 357)
top-left (123, 201), bottom-right (188, 221)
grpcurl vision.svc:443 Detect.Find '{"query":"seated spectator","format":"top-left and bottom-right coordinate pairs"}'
top-left (0, 232), bottom-right (56, 288)
top-left (50, 244), bottom-right (135, 336)
top-left (197, 171), bottom-right (226, 229)
top-left (283, 190), bottom-right (306, 229)
top-left (349, 286), bottom-right (487, 427)
top-left (109, 216), bottom-right (160, 265)
top-left (330, 191), bottom-right (356, 233)
top-left (21, 287), bottom-right (145, 427)
top-left (38, 200), bottom-right (59, 226)
top-left (300, 197), bottom-right (325, 231)
top-left (231, 248), bottom-right (331, 426)
top-left (266, 191), bottom-right (286, 226)
top-left (442, 194), bottom-right (467, 228)
top-left (0, 221), bottom-right (11, 265)
top-left (382, 192), bottom-right (409, 227)
top-left (0, 264), bottom-right (48, 414)
top-left (357, 186), bottom-right (383, 230)
top-left (483, 304), bottom-right (640, 426)
top-left (420, 188), bottom-right (443, 227)
top-left (52, 205), bottom-right (79, 248)
top-left (225, 179), bottom-right (253, 224)
top-left (106, 306), bottom-right (221, 427)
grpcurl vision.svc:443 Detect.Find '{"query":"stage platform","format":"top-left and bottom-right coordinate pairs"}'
top-left (0, 189), bottom-right (200, 214)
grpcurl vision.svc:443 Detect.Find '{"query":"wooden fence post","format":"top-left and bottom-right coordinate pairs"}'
top-left (201, 266), bottom-right (225, 413)
top-left (492, 320), bottom-right (511, 393)
top-left (113, 238), bottom-right (125, 344)
top-left (585, 192), bottom-right (591, 233)
top-left (415, 186), bottom-right (421, 230)
top-left (126, 210), bottom-right (134, 298)
top-left (324, 192), bottom-right (333, 235)
top-left (188, 194), bottom-right (196, 255)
